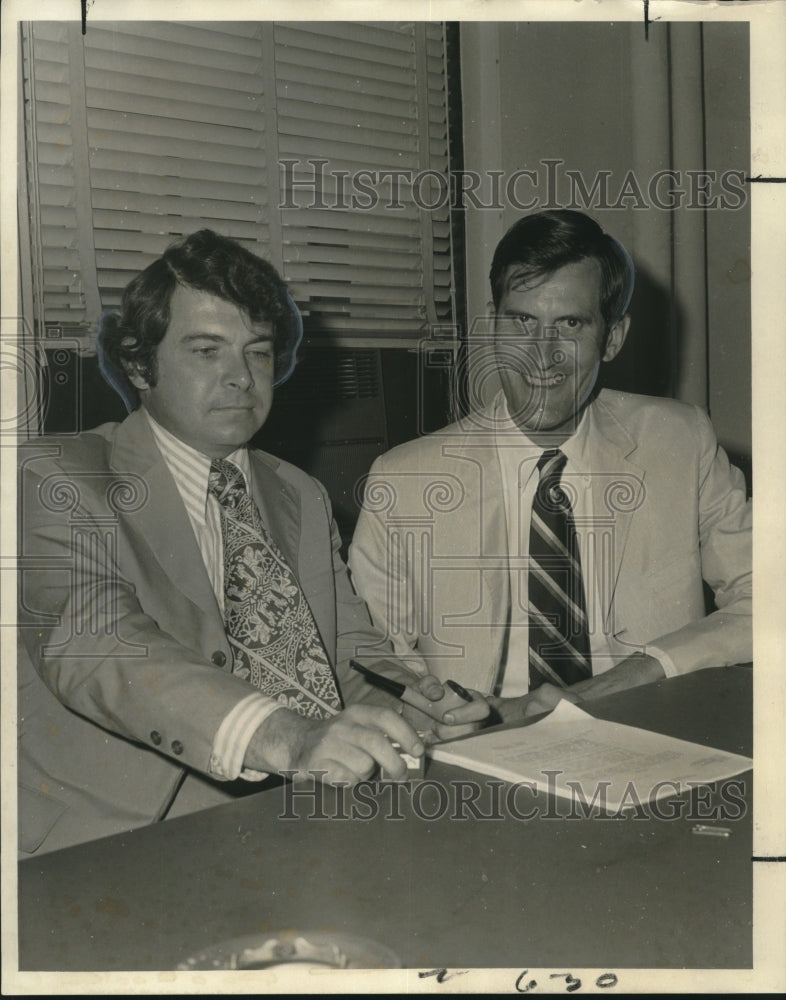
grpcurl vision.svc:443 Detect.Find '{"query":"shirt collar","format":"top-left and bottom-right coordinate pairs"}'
top-left (143, 410), bottom-right (251, 525)
top-left (493, 389), bottom-right (593, 468)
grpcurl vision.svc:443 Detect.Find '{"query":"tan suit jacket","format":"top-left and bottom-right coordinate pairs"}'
top-left (349, 390), bottom-right (752, 691)
top-left (19, 410), bottom-right (407, 854)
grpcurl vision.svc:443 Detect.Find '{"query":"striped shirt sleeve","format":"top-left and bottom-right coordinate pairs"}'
top-left (209, 693), bottom-right (284, 781)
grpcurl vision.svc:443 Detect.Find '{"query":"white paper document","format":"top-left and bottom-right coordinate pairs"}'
top-left (428, 700), bottom-right (753, 811)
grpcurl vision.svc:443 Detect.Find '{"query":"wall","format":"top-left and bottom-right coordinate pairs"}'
top-left (460, 20), bottom-right (751, 481)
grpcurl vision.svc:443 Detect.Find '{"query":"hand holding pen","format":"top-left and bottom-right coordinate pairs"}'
top-left (351, 661), bottom-right (490, 741)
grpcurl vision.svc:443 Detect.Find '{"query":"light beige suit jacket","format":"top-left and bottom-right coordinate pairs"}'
top-left (18, 410), bottom-right (408, 855)
top-left (349, 390), bottom-right (752, 692)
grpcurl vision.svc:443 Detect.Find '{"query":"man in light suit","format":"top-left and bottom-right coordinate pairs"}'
top-left (349, 210), bottom-right (752, 721)
top-left (18, 230), bottom-right (485, 855)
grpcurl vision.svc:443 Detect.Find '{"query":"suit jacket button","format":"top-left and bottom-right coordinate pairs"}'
top-left (150, 731), bottom-right (162, 746)
top-left (211, 651), bottom-right (227, 667)
top-left (171, 740), bottom-right (184, 755)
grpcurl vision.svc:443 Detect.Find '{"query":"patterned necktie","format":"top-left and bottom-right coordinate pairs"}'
top-left (527, 449), bottom-right (592, 690)
top-left (208, 457), bottom-right (343, 719)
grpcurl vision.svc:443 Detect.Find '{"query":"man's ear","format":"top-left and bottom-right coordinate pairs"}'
top-left (125, 363), bottom-right (150, 392)
top-left (603, 314), bottom-right (631, 363)
top-left (488, 301), bottom-right (501, 336)
top-left (120, 337), bottom-right (150, 391)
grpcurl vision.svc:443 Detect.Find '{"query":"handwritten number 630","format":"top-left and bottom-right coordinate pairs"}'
top-left (515, 971), bottom-right (619, 992)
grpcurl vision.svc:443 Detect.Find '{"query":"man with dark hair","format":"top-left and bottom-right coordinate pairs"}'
top-left (489, 208), bottom-right (634, 349)
top-left (349, 210), bottom-right (752, 720)
top-left (97, 229), bottom-right (298, 406)
top-left (18, 230), bottom-right (485, 856)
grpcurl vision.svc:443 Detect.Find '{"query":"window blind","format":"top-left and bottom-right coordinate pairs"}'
top-left (20, 20), bottom-right (455, 344)
top-left (273, 22), bottom-right (454, 335)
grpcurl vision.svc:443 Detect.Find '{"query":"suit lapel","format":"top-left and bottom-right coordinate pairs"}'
top-left (441, 404), bottom-right (509, 685)
top-left (586, 393), bottom-right (646, 631)
top-left (109, 410), bottom-right (220, 618)
top-left (477, 429), bottom-right (508, 683)
top-left (247, 450), bottom-right (302, 577)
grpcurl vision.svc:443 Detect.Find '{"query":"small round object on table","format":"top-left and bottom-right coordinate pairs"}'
top-left (177, 930), bottom-right (402, 970)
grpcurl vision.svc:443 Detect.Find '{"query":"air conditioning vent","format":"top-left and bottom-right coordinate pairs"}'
top-left (276, 348), bottom-right (380, 405)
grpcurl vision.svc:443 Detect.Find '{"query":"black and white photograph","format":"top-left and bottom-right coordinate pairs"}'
top-left (2, 0), bottom-right (784, 993)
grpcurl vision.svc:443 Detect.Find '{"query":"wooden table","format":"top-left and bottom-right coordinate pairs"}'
top-left (18, 665), bottom-right (752, 971)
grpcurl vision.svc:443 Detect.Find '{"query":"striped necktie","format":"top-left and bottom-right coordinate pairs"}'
top-left (208, 457), bottom-right (343, 719)
top-left (528, 449), bottom-right (592, 690)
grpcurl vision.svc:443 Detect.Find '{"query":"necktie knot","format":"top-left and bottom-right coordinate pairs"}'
top-left (208, 457), bottom-right (246, 508)
top-left (536, 448), bottom-right (566, 476)
top-left (536, 449), bottom-right (570, 513)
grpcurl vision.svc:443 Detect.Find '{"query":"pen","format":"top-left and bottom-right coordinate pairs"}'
top-left (350, 660), bottom-right (474, 723)
top-left (445, 678), bottom-right (473, 702)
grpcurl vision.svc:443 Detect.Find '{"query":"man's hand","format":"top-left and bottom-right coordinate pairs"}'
top-left (486, 653), bottom-right (667, 724)
top-left (486, 683), bottom-right (580, 723)
top-left (401, 675), bottom-right (491, 742)
top-left (245, 703), bottom-right (425, 784)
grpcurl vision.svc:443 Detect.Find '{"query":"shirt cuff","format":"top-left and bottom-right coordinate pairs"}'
top-left (209, 692), bottom-right (282, 781)
top-left (641, 643), bottom-right (680, 679)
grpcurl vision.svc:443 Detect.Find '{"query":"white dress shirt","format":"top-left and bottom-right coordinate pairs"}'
top-left (146, 412), bottom-right (279, 781)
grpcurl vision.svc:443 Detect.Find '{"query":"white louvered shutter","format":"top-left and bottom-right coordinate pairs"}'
top-left (20, 20), bottom-right (455, 345)
top-left (273, 21), bottom-right (454, 338)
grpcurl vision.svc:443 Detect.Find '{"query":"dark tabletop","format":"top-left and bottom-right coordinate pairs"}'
top-left (18, 665), bottom-right (752, 971)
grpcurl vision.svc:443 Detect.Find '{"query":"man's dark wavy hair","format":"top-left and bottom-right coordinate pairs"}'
top-left (98, 229), bottom-right (298, 410)
top-left (489, 209), bottom-right (635, 333)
